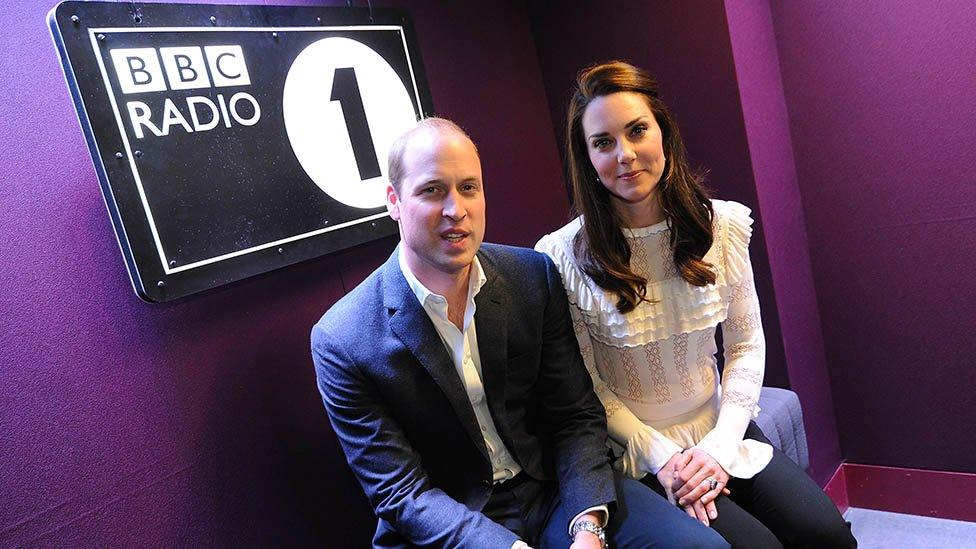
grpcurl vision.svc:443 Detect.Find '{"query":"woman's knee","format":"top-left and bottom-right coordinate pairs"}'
top-left (791, 517), bottom-right (856, 548)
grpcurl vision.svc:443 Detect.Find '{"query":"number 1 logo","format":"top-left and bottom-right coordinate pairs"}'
top-left (283, 37), bottom-right (417, 209)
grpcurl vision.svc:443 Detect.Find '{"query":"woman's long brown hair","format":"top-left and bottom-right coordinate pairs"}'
top-left (567, 61), bottom-right (716, 314)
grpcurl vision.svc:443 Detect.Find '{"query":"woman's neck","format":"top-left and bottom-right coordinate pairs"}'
top-left (614, 195), bottom-right (665, 229)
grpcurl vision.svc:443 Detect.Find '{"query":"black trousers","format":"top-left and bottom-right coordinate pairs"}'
top-left (641, 422), bottom-right (856, 549)
top-left (484, 471), bottom-right (729, 548)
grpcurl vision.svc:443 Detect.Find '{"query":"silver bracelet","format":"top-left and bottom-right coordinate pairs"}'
top-left (570, 520), bottom-right (607, 548)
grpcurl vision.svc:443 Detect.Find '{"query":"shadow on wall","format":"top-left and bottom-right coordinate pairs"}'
top-left (160, 255), bottom-right (375, 546)
top-left (253, 327), bottom-right (375, 546)
top-left (250, 237), bottom-right (400, 545)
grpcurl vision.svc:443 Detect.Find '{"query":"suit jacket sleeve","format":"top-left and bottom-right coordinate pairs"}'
top-left (312, 323), bottom-right (519, 548)
top-left (536, 254), bottom-right (617, 514)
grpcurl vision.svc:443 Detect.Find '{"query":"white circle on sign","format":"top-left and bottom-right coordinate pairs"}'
top-left (283, 37), bottom-right (418, 209)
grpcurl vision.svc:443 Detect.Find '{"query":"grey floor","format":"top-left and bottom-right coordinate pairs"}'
top-left (846, 507), bottom-right (976, 548)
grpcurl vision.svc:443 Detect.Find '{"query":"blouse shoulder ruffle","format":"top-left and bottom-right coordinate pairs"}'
top-left (714, 199), bottom-right (755, 286)
top-left (535, 200), bottom-right (755, 346)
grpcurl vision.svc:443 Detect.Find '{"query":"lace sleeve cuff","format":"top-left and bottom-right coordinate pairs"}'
top-left (615, 424), bottom-right (684, 479)
top-left (694, 428), bottom-right (773, 479)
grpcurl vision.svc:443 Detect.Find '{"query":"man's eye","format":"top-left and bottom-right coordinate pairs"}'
top-left (461, 183), bottom-right (479, 192)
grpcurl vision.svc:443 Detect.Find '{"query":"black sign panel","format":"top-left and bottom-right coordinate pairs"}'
top-left (49, 1), bottom-right (433, 302)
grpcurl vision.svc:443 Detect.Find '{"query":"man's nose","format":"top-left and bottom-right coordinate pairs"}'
top-left (442, 190), bottom-right (467, 220)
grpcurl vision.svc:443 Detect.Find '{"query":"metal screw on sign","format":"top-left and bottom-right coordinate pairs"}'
top-left (210, 16), bottom-right (217, 25)
top-left (277, 248), bottom-right (284, 254)
top-left (70, 15), bottom-right (79, 24)
top-left (169, 260), bottom-right (176, 267)
top-left (134, 150), bottom-right (143, 158)
top-left (97, 33), bottom-right (105, 41)
top-left (157, 281), bottom-right (165, 288)
top-left (115, 152), bottom-right (123, 159)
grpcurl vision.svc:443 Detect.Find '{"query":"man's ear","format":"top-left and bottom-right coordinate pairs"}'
top-left (386, 184), bottom-right (400, 221)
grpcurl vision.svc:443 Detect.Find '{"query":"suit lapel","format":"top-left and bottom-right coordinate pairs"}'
top-left (474, 253), bottom-right (509, 430)
top-left (382, 251), bottom-right (489, 461)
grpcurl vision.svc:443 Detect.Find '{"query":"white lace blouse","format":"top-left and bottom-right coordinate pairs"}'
top-left (535, 199), bottom-right (773, 480)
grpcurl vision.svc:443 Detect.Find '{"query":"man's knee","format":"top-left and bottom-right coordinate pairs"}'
top-left (624, 520), bottom-right (728, 549)
top-left (653, 526), bottom-right (729, 549)
top-left (611, 475), bottom-right (729, 549)
top-left (668, 528), bottom-right (731, 549)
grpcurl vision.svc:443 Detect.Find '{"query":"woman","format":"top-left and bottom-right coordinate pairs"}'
top-left (535, 61), bottom-right (855, 548)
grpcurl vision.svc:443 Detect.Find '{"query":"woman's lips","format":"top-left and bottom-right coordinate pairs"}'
top-left (618, 170), bottom-right (643, 180)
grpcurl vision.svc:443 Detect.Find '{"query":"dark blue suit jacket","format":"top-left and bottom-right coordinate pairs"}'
top-left (312, 244), bottom-right (616, 548)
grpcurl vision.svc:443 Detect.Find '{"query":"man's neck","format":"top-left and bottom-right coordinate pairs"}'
top-left (408, 257), bottom-right (472, 330)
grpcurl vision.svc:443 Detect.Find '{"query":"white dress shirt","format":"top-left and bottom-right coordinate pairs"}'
top-left (398, 249), bottom-right (607, 546)
top-left (398, 250), bottom-right (522, 482)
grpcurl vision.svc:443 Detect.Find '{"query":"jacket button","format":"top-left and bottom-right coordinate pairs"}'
top-left (481, 479), bottom-right (491, 488)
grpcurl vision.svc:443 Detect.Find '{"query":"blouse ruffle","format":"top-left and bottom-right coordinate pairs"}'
top-left (536, 200), bottom-right (755, 346)
top-left (536, 199), bottom-right (773, 480)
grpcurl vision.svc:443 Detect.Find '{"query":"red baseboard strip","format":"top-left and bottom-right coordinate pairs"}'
top-left (824, 462), bottom-right (976, 522)
top-left (823, 463), bottom-right (849, 516)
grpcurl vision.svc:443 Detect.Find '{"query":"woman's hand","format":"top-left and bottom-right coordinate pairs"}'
top-left (656, 450), bottom-right (731, 526)
top-left (655, 451), bottom-right (691, 505)
top-left (671, 448), bottom-right (730, 521)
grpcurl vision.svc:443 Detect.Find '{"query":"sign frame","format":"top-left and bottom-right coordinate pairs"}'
top-left (49, 1), bottom-right (433, 302)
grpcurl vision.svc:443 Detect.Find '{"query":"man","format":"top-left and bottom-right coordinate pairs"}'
top-left (312, 118), bottom-right (727, 548)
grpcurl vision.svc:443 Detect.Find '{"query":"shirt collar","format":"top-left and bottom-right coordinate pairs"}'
top-left (397, 246), bottom-right (487, 307)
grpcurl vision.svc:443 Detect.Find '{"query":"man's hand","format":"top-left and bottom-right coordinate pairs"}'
top-left (570, 530), bottom-right (602, 549)
top-left (570, 512), bottom-right (605, 549)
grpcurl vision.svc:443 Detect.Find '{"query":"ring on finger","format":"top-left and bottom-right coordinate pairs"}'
top-left (708, 478), bottom-right (718, 491)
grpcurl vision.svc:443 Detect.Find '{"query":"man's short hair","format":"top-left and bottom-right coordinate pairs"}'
top-left (387, 117), bottom-right (478, 193)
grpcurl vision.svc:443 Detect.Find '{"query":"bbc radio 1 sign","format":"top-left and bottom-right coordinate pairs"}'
top-left (49, 1), bottom-right (433, 302)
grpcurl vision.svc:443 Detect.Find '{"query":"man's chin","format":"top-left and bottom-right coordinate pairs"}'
top-left (441, 253), bottom-right (476, 274)
top-left (442, 243), bottom-right (485, 269)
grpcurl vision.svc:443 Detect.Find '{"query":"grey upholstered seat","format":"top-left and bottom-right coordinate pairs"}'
top-left (755, 387), bottom-right (809, 471)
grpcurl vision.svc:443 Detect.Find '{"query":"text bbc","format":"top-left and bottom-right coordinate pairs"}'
top-left (109, 45), bottom-right (262, 139)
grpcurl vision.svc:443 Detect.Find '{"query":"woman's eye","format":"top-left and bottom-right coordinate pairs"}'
top-left (631, 125), bottom-right (647, 137)
top-left (593, 139), bottom-right (611, 150)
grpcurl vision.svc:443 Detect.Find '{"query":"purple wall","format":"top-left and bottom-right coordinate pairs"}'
top-left (526, 0), bottom-right (843, 465)
top-left (0, 0), bottom-right (566, 545)
top-left (525, 0), bottom-right (792, 392)
top-left (723, 0), bottom-right (841, 485)
top-left (6, 0), bottom-right (970, 545)
top-left (769, 1), bottom-right (976, 473)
